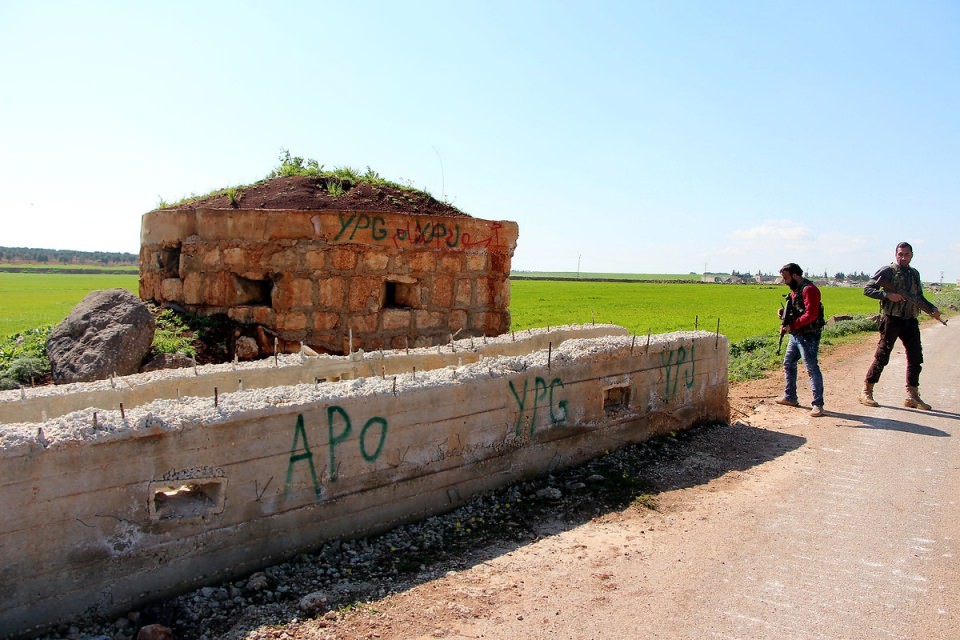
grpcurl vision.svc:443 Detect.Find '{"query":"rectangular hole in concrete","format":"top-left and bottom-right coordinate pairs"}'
top-left (149, 478), bottom-right (226, 521)
top-left (603, 385), bottom-right (630, 415)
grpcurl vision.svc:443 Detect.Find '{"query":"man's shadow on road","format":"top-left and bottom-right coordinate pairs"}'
top-left (828, 408), bottom-right (954, 437)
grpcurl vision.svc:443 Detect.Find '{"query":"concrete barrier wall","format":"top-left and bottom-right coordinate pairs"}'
top-left (0, 325), bottom-right (625, 425)
top-left (0, 327), bottom-right (728, 638)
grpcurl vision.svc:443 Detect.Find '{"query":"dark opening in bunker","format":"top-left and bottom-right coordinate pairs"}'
top-left (158, 245), bottom-right (182, 278)
top-left (232, 275), bottom-right (273, 306)
top-left (384, 280), bottom-right (419, 309)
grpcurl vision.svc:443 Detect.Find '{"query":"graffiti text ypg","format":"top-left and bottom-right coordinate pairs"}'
top-left (660, 344), bottom-right (695, 400)
top-left (334, 213), bottom-right (502, 250)
top-left (508, 376), bottom-right (568, 436)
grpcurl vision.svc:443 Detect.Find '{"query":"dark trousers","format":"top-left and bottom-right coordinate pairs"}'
top-left (865, 315), bottom-right (923, 387)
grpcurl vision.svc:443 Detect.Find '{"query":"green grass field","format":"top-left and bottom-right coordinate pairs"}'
top-left (0, 264), bottom-right (138, 273)
top-left (2, 271), bottom-right (956, 384)
top-left (510, 280), bottom-right (882, 344)
top-left (0, 271), bottom-right (943, 346)
top-left (512, 271), bottom-right (699, 281)
top-left (0, 272), bottom-right (139, 336)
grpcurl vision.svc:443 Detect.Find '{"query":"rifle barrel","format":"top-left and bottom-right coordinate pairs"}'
top-left (876, 278), bottom-right (948, 326)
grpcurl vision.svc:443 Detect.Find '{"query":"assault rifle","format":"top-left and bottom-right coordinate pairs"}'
top-left (777, 296), bottom-right (797, 354)
top-left (875, 277), bottom-right (948, 326)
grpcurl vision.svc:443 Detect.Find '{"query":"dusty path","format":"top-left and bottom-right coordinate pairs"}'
top-left (272, 324), bottom-right (960, 640)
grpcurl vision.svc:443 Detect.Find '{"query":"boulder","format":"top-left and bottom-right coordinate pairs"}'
top-left (47, 289), bottom-right (156, 384)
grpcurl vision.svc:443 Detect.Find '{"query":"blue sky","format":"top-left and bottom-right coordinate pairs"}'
top-left (2, 1), bottom-right (958, 281)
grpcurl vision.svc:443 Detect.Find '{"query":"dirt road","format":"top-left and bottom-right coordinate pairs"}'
top-left (275, 324), bottom-right (959, 640)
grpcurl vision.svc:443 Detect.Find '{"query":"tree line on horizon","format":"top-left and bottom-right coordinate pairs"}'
top-left (731, 269), bottom-right (874, 282)
top-left (0, 246), bottom-right (138, 265)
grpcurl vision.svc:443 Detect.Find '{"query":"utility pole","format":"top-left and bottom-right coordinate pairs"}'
top-left (577, 254), bottom-right (581, 280)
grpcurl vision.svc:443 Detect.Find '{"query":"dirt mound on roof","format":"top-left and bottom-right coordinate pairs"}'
top-left (157, 175), bottom-right (469, 217)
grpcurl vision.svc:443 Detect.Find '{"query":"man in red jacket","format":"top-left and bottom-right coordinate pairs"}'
top-left (776, 263), bottom-right (826, 417)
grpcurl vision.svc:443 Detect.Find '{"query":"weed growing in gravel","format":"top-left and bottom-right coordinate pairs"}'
top-left (632, 494), bottom-right (660, 510)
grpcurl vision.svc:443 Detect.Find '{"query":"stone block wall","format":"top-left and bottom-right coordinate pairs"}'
top-left (139, 209), bottom-right (519, 354)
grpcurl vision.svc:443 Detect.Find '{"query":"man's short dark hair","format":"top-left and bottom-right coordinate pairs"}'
top-left (780, 263), bottom-right (803, 277)
top-left (897, 241), bottom-right (913, 252)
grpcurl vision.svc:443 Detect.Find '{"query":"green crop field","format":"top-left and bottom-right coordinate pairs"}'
top-left (512, 271), bottom-right (699, 282)
top-left (0, 271), bottom-right (948, 347)
top-left (3, 271), bottom-right (956, 384)
top-left (0, 272), bottom-right (139, 336)
top-left (0, 264), bottom-right (138, 273)
top-left (510, 280), bottom-right (882, 344)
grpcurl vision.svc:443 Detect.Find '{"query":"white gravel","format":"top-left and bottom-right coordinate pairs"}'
top-left (0, 327), bottom-right (714, 453)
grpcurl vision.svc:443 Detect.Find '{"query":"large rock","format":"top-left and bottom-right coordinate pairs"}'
top-left (47, 289), bottom-right (156, 384)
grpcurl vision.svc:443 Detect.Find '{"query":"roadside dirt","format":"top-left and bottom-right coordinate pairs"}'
top-left (242, 336), bottom-right (907, 640)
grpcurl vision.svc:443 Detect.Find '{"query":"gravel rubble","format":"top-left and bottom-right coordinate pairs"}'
top-left (1, 328), bottom-right (714, 451)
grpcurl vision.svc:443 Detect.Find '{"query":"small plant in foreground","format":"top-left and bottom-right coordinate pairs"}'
top-left (632, 494), bottom-right (660, 511)
top-left (325, 177), bottom-right (345, 197)
top-left (3, 357), bottom-right (45, 385)
top-left (225, 187), bottom-right (243, 207)
top-left (0, 326), bottom-right (51, 370)
top-left (151, 308), bottom-right (197, 357)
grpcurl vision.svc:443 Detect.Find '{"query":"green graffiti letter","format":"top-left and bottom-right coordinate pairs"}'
top-left (371, 216), bottom-right (387, 240)
top-left (508, 379), bottom-right (529, 436)
top-left (661, 346), bottom-right (695, 400)
top-left (327, 405), bottom-right (352, 481)
top-left (354, 214), bottom-right (371, 237)
top-left (548, 377), bottom-right (567, 423)
top-left (286, 414), bottom-right (322, 497)
top-left (445, 224), bottom-right (461, 248)
top-left (661, 350), bottom-right (677, 400)
top-left (360, 417), bottom-right (388, 461)
top-left (335, 213), bottom-right (356, 241)
top-left (433, 223), bottom-right (447, 246)
top-left (531, 377), bottom-right (549, 434)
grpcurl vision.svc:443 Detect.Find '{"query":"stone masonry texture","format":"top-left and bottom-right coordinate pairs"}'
top-left (139, 209), bottom-right (519, 354)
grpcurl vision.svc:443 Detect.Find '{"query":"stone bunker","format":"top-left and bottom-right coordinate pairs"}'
top-left (0, 325), bottom-right (728, 637)
top-left (139, 207), bottom-right (518, 356)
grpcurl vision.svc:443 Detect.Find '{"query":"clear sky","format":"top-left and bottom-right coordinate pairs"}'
top-left (2, 1), bottom-right (958, 281)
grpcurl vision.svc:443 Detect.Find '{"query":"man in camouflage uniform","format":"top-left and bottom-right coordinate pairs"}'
top-left (859, 242), bottom-right (943, 410)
